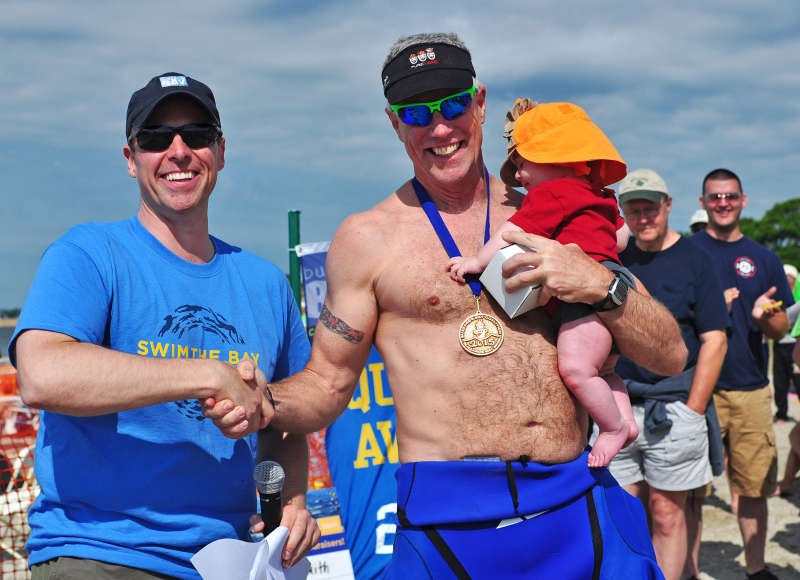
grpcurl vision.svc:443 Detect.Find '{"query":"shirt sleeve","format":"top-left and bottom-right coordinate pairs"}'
top-left (786, 302), bottom-right (800, 329)
top-left (10, 234), bottom-right (112, 365)
top-left (791, 310), bottom-right (800, 338)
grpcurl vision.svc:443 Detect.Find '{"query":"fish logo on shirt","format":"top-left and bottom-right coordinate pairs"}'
top-left (158, 304), bottom-right (245, 343)
top-left (157, 304), bottom-right (244, 421)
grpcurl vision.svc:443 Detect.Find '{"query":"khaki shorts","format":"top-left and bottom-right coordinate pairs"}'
top-left (714, 386), bottom-right (777, 498)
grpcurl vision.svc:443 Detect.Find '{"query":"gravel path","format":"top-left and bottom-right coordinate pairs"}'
top-left (695, 395), bottom-right (800, 579)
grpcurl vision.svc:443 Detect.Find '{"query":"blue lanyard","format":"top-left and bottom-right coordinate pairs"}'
top-left (411, 168), bottom-right (491, 297)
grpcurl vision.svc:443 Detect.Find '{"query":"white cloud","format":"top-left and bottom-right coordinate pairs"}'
top-left (1, 0), bottom-right (799, 306)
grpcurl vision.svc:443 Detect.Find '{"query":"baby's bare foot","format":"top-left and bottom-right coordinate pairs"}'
top-left (588, 421), bottom-right (630, 467)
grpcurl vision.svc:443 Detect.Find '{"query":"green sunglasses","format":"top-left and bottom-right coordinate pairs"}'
top-left (390, 86), bottom-right (478, 126)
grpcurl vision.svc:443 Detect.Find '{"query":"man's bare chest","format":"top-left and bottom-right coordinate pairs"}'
top-left (373, 197), bottom-right (520, 323)
top-left (376, 246), bottom-right (477, 324)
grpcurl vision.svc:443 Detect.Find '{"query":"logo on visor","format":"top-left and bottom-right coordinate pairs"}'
top-left (409, 48), bottom-right (438, 69)
top-left (159, 75), bottom-right (188, 88)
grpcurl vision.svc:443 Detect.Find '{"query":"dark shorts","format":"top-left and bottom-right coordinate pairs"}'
top-left (31, 557), bottom-right (178, 580)
top-left (384, 452), bottom-right (663, 579)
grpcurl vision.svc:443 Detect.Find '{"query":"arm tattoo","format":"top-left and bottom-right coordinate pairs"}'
top-left (319, 305), bottom-right (365, 344)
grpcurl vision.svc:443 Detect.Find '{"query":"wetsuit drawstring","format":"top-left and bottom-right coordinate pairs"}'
top-left (505, 456), bottom-right (531, 513)
top-left (505, 460), bottom-right (520, 514)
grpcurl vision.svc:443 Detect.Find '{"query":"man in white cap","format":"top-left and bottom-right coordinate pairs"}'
top-left (690, 209), bottom-right (708, 234)
top-left (607, 168), bottom-right (729, 580)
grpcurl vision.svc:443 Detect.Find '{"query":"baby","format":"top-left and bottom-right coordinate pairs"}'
top-left (448, 101), bottom-right (636, 467)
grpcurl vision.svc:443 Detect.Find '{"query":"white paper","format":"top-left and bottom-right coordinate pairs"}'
top-left (191, 526), bottom-right (310, 580)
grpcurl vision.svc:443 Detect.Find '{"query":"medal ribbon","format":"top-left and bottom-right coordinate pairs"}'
top-left (411, 167), bottom-right (491, 297)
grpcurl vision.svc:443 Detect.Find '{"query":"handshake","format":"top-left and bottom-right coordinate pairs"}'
top-left (202, 359), bottom-right (274, 438)
top-left (199, 360), bottom-right (322, 569)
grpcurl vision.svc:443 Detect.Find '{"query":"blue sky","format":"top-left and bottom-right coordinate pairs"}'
top-left (2, 1), bottom-right (799, 308)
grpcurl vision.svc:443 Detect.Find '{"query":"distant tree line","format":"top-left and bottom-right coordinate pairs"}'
top-left (740, 198), bottom-right (800, 268)
top-left (0, 308), bottom-right (20, 319)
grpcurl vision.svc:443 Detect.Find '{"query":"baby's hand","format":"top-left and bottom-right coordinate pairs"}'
top-left (447, 256), bottom-right (481, 283)
top-left (447, 257), bottom-right (467, 282)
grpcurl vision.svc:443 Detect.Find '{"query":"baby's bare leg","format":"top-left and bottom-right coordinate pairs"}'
top-left (558, 314), bottom-right (630, 467)
top-left (601, 354), bottom-right (638, 445)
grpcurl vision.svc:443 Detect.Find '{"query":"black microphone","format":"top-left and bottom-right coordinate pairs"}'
top-left (254, 460), bottom-right (285, 535)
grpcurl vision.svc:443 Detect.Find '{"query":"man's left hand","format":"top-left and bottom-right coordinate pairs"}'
top-left (753, 286), bottom-right (782, 320)
top-left (249, 504), bottom-right (321, 568)
top-left (500, 230), bottom-right (613, 306)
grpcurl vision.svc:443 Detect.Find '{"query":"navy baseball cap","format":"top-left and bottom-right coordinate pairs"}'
top-left (126, 72), bottom-right (221, 138)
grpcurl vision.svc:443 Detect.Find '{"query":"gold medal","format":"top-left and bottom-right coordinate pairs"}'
top-left (459, 295), bottom-right (503, 356)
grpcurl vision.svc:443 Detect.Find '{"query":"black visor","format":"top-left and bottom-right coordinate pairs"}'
top-left (381, 43), bottom-right (475, 105)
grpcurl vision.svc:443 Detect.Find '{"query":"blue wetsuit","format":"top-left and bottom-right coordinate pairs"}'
top-left (385, 452), bottom-right (664, 579)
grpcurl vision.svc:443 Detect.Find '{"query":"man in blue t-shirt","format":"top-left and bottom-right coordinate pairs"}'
top-left (692, 168), bottom-right (792, 580)
top-left (603, 169), bottom-right (729, 580)
top-left (10, 73), bottom-right (319, 579)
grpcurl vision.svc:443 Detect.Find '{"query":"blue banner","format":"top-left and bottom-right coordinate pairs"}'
top-left (295, 241), bottom-right (398, 580)
top-left (296, 241), bottom-right (330, 333)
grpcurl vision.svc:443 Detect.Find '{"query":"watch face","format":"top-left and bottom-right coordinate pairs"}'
top-left (610, 276), bottom-right (628, 305)
top-left (593, 272), bottom-right (629, 311)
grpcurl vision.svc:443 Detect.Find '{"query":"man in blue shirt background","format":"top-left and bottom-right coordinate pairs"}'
top-left (692, 168), bottom-right (792, 580)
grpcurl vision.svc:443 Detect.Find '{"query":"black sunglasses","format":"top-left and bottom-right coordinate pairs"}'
top-left (130, 124), bottom-right (222, 152)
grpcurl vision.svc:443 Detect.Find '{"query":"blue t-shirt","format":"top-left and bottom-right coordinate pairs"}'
top-left (326, 346), bottom-right (398, 580)
top-left (10, 217), bottom-right (310, 579)
top-left (616, 236), bottom-right (729, 384)
top-left (691, 230), bottom-right (794, 391)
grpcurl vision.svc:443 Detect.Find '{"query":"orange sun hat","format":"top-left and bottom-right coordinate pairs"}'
top-left (511, 102), bottom-right (626, 188)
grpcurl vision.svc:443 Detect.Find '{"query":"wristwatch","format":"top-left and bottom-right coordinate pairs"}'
top-left (592, 271), bottom-right (629, 311)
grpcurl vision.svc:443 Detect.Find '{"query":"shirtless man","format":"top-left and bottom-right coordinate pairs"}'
top-left (209, 33), bottom-right (686, 578)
